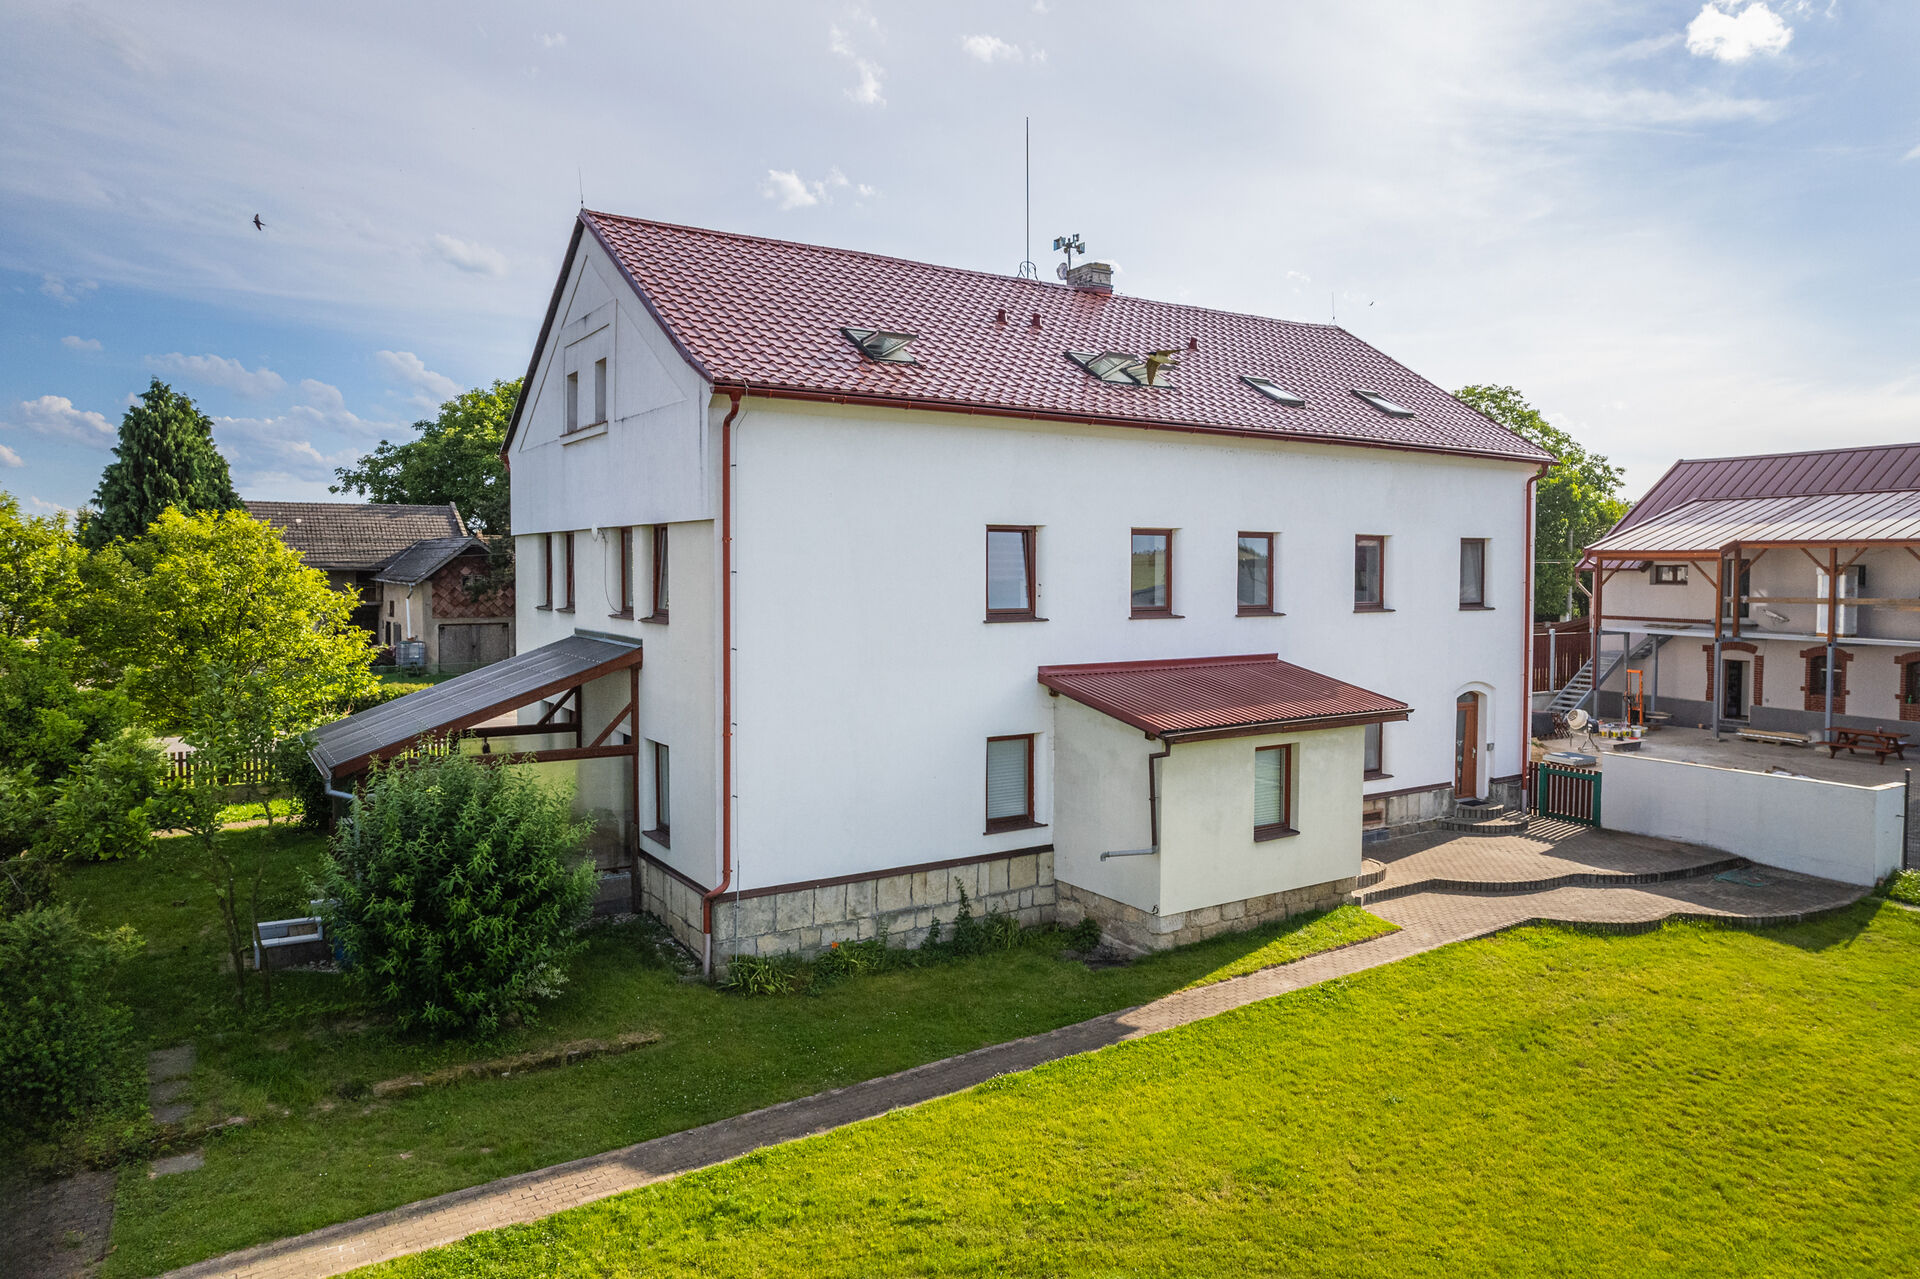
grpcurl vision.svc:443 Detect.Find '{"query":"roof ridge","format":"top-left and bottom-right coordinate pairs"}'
top-left (1664, 440), bottom-right (1920, 467)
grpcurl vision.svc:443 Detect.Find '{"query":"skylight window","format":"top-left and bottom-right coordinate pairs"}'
top-left (1352, 388), bottom-right (1414, 418)
top-left (841, 327), bottom-right (919, 363)
top-left (1241, 376), bottom-right (1306, 407)
top-left (1066, 349), bottom-right (1181, 387)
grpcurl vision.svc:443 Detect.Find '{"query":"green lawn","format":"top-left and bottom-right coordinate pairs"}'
top-left (361, 902), bottom-right (1920, 1279)
top-left (60, 830), bottom-right (1394, 1277)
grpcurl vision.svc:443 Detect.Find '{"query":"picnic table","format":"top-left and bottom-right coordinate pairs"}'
top-left (1822, 727), bottom-right (1911, 764)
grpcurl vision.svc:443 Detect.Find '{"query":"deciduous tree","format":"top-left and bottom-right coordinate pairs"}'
top-left (332, 380), bottom-right (520, 536)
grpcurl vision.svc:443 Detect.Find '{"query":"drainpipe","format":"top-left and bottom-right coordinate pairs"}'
top-left (1101, 740), bottom-right (1170, 860)
top-left (701, 388), bottom-right (745, 977)
top-left (1521, 466), bottom-right (1541, 810)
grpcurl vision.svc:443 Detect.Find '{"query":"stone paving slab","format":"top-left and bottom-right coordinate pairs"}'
top-left (1364, 823), bottom-right (1740, 900)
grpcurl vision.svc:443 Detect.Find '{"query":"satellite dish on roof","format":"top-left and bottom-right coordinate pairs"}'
top-left (1566, 708), bottom-right (1590, 732)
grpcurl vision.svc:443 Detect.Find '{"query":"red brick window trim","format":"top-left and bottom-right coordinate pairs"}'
top-left (1700, 642), bottom-right (1762, 708)
top-left (1799, 644), bottom-right (1853, 716)
top-left (1894, 652), bottom-right (1920, 722)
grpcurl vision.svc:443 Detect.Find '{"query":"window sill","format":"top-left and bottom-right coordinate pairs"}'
top-left (1364, 769), bottom-right (1393, 782)
top-left (1353, 605), bottom-right (1395, 614)
top-left (555, 607), bottom-right (575, 615)
top-left (1458, 604), bottom-right (1494, 612)
top-left (609, 610), bottom-right (634, 620)
top-left (640, 611), bottom-right (670, 625)
top-left (1254, 825), bottom-right (1299, 843)
top-left (1130, 612), bottom-right (1185, 621)
top-left (985, 614), bottom-right (1048, 624)
top-left (642, 828), bottom-right (671, 849)
top-left (1237, 607), bottom-right (1285, 618)
top-left (984, 818), bottom-right (1047, 836)
top-left (535, 605), bottom-right (553, 612)
top-left (561, 421), bottom-right (610, 444)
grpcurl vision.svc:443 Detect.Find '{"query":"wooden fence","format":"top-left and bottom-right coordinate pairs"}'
top-left (165, 750), bottom-right (274, 786)
top-left (1529, 761), bottom-right (1602, 826)
top-left (1532, 623), bottom-right (1591, 692)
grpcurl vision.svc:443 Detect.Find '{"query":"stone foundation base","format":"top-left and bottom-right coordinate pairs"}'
top-left (635, 855), bottom-right (708, 956)
top-left (1054, 876), bottom-right (1356, 956)
top-left (1364, 783), bottom-right (1455, 844)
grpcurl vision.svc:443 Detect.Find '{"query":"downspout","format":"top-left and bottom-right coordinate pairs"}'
top-left (1521, 466), bottom-right (1541, 811)
top-left (1100, 740), bottom-right (1170, 860)
top-left (701, 387), bottom-right (745, 977)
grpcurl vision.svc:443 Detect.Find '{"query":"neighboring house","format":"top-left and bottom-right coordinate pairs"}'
top-left (308, 210), bottom-right (1551, 969)
top-left (1580, 442), bottom-right (1920, 736)
top-left (245, 500), bottom-right (513, 668)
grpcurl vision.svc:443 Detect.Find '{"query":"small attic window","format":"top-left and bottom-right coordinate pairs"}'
top-left (1066, 349), bottom-right (1181, 387)
top-left (1352, 388), bottom-right (1414, 418)
top-left (1241, 376), bottom-right (1306, 407)
top-left (841, 327), bottom-right (919, 364)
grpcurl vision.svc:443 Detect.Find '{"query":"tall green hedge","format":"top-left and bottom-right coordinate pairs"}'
top-left (315, 751), bottom-right (596, 1037)
top-left (0, 906), bottom-right (139, 1134)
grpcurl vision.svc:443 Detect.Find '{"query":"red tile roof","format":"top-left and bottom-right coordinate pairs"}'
top-left (507, 212), bottom-right (1551, 465)
top-left (1038, 654), bottom-right (1410, 741)
top-left (245, 501), bottom-right (467, 572)
top-left (1612, 442), bottom-right (1920, 537)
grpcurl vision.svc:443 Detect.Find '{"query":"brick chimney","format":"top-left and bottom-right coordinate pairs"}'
top-left (1061, 261), bottom-right (1114, 293)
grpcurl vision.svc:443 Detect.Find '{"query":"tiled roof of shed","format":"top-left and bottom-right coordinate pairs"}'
top-left (245, 501), bottom-right (467, 572)
top-left (1612, 442), bottom-right (1920, 536)
top-left (525, 212), bottom-right (1550, 465)
top-left (1038, 654), bottom-right (1410, 741)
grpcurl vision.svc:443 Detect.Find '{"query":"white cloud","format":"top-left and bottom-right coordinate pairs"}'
top-left (1685, 3), bottom-right (1792, 63)
top-left (541, 32), bottom-right (566, 48)
top-left (374, 349), bottom-right (460, 407)
top-left (429, 233), bottom-right (508, 277)
top-left (0, 443), bottom-right (22, 468)
top-left (830, 25), bottom-right (886, 106)
top-left (214, 381), bottom-right (386, 488)
top-left (39, 275), bottom-right (98, 304)
top-left (760, 165), bottom-right (874, 211)
top-left (146, 352), bottom-right (286, 397)
top-left (962, 34), bottom-right (1022, 63)
top-left (1903, 143), bottom-right (1920, 163)
top-left (10, 395), bottom-right (115, 447)
top-left (298, 378), bottom-right (345, 412)
top-left (61, 335), bottom-right (102, 351)
top-left (28, 496), bottom-right (72, 517)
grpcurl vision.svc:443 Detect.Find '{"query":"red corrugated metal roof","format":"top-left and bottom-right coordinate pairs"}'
top-left (533, 212), bottom-right (1550, 465)
top-left (1037, 653), bottom-right (1410, 740)
top-left (1588, 490), bottom-right (1920, 557)
top-left (1612, 442), bottom-right (1920, 536)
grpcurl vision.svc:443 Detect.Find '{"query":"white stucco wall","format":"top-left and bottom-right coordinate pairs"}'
top-left (1051, 695), bottom-right (1161, 914)
top-left (1599, 752), bottom-right (1904, 886)
top-left (730, 397), bottom-right (1531, 892)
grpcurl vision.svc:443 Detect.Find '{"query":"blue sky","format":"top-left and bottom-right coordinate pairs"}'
top-left (3, 0), bottom-right (1917, 514)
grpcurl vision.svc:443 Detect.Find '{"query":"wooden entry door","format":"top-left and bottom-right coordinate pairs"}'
top-left (1721, 658), bottom-right (1748, 721)
top-left (1455, 693), bottom-right (1480, 798)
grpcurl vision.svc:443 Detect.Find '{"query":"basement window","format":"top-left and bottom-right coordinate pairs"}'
top-left (1352, 388), bottom-right (1414, 418)
top-left (841, 327), bottom-right (920, 363)
top-left (1241, 375), bottom-right (1306, 407)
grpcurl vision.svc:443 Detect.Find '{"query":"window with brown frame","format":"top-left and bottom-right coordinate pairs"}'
top-left (1131, 529), bottom-right (1173, 618)
top-left (565, 371), bottom-right (580, 433)
top-left (646, 741), bottom-right (670, 846)
top-left (592, 358), bottom-right (608, 425)
top-left (560, 532), bottom-right (576, 611)
top-left (985, 734), bottom-right (1039, 833)
top-left (1354, 535), bottom-right (1385, 610)
top-left (986, 526), bottom-right (1037, 620)
top-left (1363, 722), bottom-right (1386, 778)
top-left (1237, 533), bottom-right (1275, 615)
top-left (1651, 564), bottom-right (1688, 586)
top-left (1905, 660), bottom-right (1920, 707)
top-left (538, 534), bottom-right (554, 609)
top-left (1254, 744), bottom-right (1295, 840)
top-left (615, 527), bottom-right (635, 617)
top-left (1459, 538), bottom-right (1488, 608)
top-left (645, 525), bottom-right (670, 622)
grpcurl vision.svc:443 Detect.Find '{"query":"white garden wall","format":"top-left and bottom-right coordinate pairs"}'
top-left (1599, 752), bottom-right (1904, 886)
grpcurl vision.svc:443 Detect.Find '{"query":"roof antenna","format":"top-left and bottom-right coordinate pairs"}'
top-left (1331, 291), bottom-right (1336, 324)
top-left (1016, 117), bottom-right (1038, 280)
top-left (578, 165), bottom-right (585, 209)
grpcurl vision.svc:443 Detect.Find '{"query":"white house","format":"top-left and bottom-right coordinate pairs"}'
top-left (312, 210), bottom-right (1551, 971)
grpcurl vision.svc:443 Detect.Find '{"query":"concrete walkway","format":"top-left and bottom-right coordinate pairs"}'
top-left (161, 842), bottom-right (1867, 1279)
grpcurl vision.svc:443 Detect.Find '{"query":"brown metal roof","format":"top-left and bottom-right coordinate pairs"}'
top-left (373, 537), bottom-right (489, 586)
top-left (1587, 490), bottom-right (1920, 557)
top-left (1038, 653), bottom-right (1410, 741)
top-left (246, 501), bottom-right (467, 572)
top-left (309, 634), bottom-right (640, 778)
top-left (1612, 442), bottom-right (1920, 537)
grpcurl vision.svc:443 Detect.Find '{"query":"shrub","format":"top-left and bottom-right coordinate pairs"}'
top-left (0, 906), bottom-right (140, 1135)
top-left (1881, 868), bottom-right (1920, 906)
top-left (0, 765), bottom-right (48, 860)
top-left (0, 852), bottom-right (58, 920)
top-left (315, 751), bottom-right (596, 1037)
top-left (1067, 915), bottom-right (1102, 952)
top-left (722, 953), bottom-right (801, 996)
top-left (275, 731), bottom-right (333, 832)
top-left (349, 682), bottom-right (436, 713)
top-left (39, 731), bottom-right (166, 861)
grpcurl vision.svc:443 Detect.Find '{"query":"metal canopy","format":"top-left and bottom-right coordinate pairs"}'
top-left (1038, 653), bottom-right (1410, 743)
top-left (309, 634), bottom-right (642, 779)
top-left (1585, 490), bottom-right (1920, 559)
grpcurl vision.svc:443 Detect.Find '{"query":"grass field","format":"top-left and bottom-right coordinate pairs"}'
top-left (361, 902), bottom-right (1920, 1279)
top-left (57, 830), bottom-right (1394, 1277)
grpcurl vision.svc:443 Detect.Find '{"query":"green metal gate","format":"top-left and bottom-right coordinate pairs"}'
top-left (1533, 763), bottom-right (1602, 827)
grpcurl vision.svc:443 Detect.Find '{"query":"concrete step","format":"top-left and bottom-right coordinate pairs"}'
top-left (1438, 813), bottom-right (1531, 835)
top-left (1355, 854), bottom-right (1753, 906)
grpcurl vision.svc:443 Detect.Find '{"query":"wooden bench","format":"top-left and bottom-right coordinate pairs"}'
top-left (1823, 727), bottom-right (1911, 764)
top-left (1737, 728), bottom-right (1810, 748)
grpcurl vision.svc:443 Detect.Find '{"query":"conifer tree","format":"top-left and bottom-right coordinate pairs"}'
top-left (82, 379), bottom-right (241, 548)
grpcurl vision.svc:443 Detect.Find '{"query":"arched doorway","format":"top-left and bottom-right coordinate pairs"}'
top-left (1455, 692), bottom-right (1481, 799)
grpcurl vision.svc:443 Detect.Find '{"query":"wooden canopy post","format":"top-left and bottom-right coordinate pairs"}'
top-left (1587, 564), bottom-right (1604, 716)
top-left (1826, 546), bottom-right (1840, 740)
top-left (1712, 546), bottom-right (1726, 741)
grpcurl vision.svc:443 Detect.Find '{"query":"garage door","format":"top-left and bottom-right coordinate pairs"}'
top-left (438, 623), bottom-right (512, 669)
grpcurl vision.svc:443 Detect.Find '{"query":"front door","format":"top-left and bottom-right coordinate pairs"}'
top-left (1722, 659), bottom-right (1748, 720)
top-left (1455, 693), bottom-right (1480, 799)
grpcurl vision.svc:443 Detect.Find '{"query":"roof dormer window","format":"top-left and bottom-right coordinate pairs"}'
top-left (1067, 350), bottom-right (1179, 387)
top-left (1241, 376), bottom-right (1306, 407)
top-left (1352, 388), bottom-right (1414, 418)
top-left (841, 327), bottom-right (919, 363)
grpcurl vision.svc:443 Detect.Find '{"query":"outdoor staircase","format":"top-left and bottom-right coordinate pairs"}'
top-left (1546, 633), bottom-right (1670, 717)
top-left (1439, 801), bottom-right (1530, 835)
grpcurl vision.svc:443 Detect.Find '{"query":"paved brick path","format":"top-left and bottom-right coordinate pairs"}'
top-left (161, 837), bottom-right (1868, 1279)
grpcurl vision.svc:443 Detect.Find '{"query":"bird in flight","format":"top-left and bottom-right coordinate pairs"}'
top-left (253, 214), bottom-right (265, 230)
